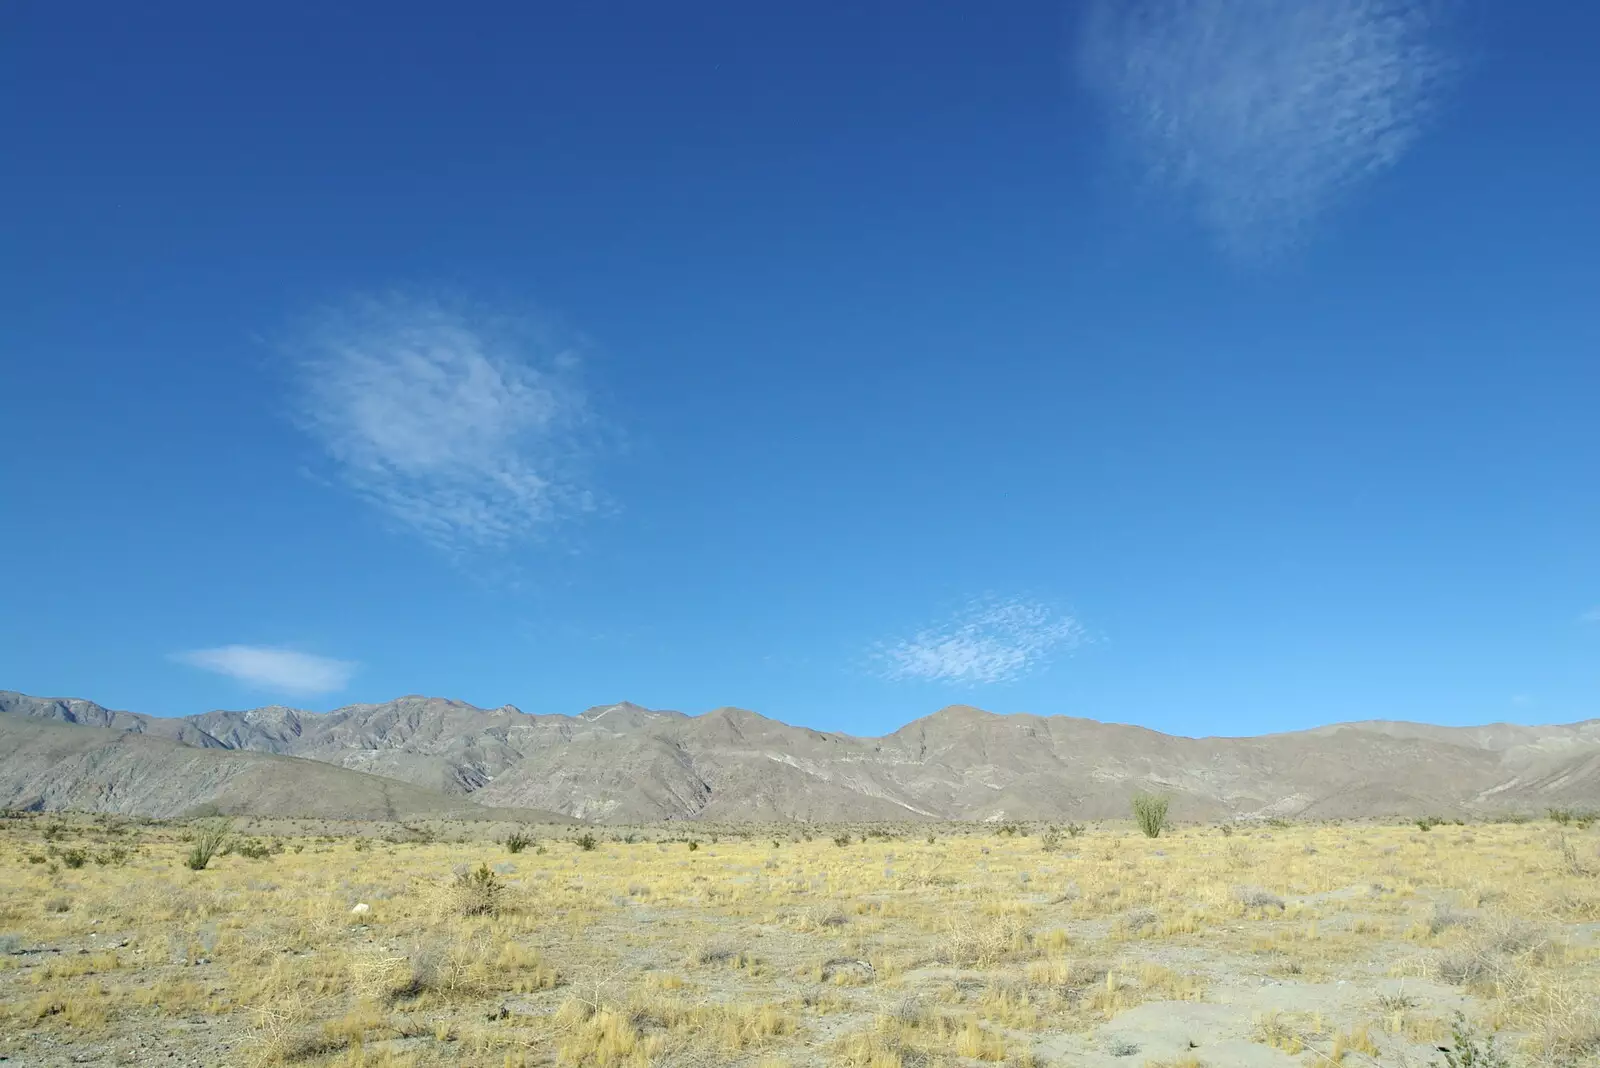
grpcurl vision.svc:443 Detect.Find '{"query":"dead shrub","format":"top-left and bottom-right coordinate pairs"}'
top-left (946, 915), bottom-right (1031, 967)
top-left (1231, 885), bottom-right (1285, 911)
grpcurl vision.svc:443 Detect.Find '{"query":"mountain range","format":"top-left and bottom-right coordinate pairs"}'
top-left (2, 690), bottom-right (1597, 822)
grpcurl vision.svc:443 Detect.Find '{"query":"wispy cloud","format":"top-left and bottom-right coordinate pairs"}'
top-left (873, 598), bottom-right (1089, 685)
top-left (289, 293), bottom-right (604, 553)
top-left (171, 646), bottom-right (358, 696)
top-left (1077, 0), bottom-right (1460, 257)
top-left (1580, 607), bottom-right (1600, 625)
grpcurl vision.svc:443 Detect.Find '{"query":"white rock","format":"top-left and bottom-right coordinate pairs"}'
top-left (350, 903), bottom-right (370, 915)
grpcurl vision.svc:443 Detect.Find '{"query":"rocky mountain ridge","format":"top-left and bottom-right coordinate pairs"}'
top-left (3, 690), bottom-right (1596, 822)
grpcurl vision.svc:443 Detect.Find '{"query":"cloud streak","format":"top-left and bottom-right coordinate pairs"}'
top-left (290, 293), bottom-right (602, 553)
top-left (1078, 0), bottom-right (1459, 256)
top-left (873, 598), bottom-right (1088, 685)
top-left (1581, 607), bottom-right (1600, 625)
top-left (171, 646), bottom-right (358, 696)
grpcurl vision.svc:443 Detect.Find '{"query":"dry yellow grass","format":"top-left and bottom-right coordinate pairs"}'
top-left (0, 812), bottom-right (1596, 1066)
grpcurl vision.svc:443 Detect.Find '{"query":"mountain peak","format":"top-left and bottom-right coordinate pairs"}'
top-left (577, 701), bottom-right (661, 722)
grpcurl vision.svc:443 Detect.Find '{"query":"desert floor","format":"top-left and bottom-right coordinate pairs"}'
top-left (1, 812), bottom-right (1597, 1067)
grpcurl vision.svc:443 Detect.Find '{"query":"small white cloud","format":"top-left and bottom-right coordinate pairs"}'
top-left (1580, 607), bottom-right (1600, 624)
top-left (1077, 0), bottom-right (1460, 257)
top-left (289, 292), bottom-right (604, 553)
top-left (1510, 694), bottom-right (1532, 707)
top-left (873, 598), bottom-right (1088, 685)
top-left (171, 646), bottom-right (358, 696)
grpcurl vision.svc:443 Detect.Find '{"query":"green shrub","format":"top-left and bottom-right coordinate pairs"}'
top-left (686, 840), bottom-right (699, 852)
top-left (575, 833), bottom-right (597, 852)
top-left (234, 839), bottom-right (273, 860)
top-left (833, 834), bottom-right (852, 847)
top-left (1131, 794), bottom-right (1170, 839)
top-left (185, 817), bottom-right (232, 871)
top-left (452, 863), bottom-right (503, 916)
top-left (504, 832), bottom-right (533, 854)
top-left (1434, 1012), bottom-right (1509, 1068)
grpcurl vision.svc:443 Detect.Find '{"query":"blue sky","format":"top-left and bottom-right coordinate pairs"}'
top-left (3, 1), bottom-right (1597, 737)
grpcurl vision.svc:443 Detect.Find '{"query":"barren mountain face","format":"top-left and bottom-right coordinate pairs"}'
top-left (2, 690), bottom-right (1596, 822)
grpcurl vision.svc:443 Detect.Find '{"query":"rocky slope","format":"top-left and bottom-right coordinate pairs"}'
top-left (3, 690), bottom-right (1596, 822)
top-left (0, 713), bottom-right (572, 822)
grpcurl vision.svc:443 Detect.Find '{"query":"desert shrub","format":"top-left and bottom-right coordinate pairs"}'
top-left (833, 834), bottom-right (852, 847)
top-left (1417, 815), bottom-right (1447, 831)
top-left (575, 833), bottom-right (597, 852)
top-left (504, 832), bottom-right (533, 854)
top-left (56, 847), bottom-right (88, 869)
top-left (234, 839), bottom-right (273, 860)
top-left (1065, 822), bottom-right (1086, 838)
top-left (1435, 916), bottom-right (1546, 987)
top-left (1119, 907), bottom-right (1158, 935)
top-left (947, 914), bottom-right (1032, 966)
top-left (185, 818), bottom-right (232, 871)
top-left (686, 840), bottom-right (699, 851)
top-left (1430, 902), bottom-right (1476, 935)
top-left (1557, 836), bottom-right (1592, 876)
top-left (1548, 808), bottom-right (1574, 826)
top-left (1232, 885), bottom-right (1285, 911)
top-left (1131, 793), bottom-right (1169, 838)
top-left (1040, 830), bottom-right (1062, 852)
top-left (451, 863), bottom-right (504, 917)
top-left (1435, 1012), bottom-right (1510, 1068)
top-left (694, 942), bottom-right (748, 966)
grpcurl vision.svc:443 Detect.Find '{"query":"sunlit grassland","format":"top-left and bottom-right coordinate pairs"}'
top-left (1, 812), bottom-right (1597, 1067)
